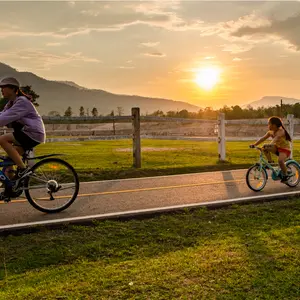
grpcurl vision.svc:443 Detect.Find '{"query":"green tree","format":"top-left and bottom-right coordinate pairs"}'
top-left (64, 106), bottom-right (72, 117)
top-left (91, 107), bottom-right (98, 117)
top-left (0, 98), bottom-right (8, 111)
top-left (48, 110), bottom-right (61, 117)
top-left (293, 103), bottom-right (300, 118)
top-left (117, 106), bottom-right (124, 116)
top-left (79, 106), bottom-right (85, 116)
top-left (151, 110), bottom-right (164, 117)
top-left (166, 110), bottom-right (176, 118)
top-left (21, 85), bottom-right (40, 107)
top-left (177, 109), bottom-right (189, 118)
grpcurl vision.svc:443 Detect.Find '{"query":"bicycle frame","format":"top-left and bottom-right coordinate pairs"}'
top-left (252, 146), bottom-right (300, 181)
top-left (0, 153), bottom-right (64, 188)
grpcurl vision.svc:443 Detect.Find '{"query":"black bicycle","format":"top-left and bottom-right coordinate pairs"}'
top-left (0, 150), bottom-right (79, 213)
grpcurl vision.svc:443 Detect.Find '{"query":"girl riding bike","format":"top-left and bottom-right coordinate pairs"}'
top-left (0, 77), bottom-right (45, 198)
top-left (250, 116), bottom-right (292, 183)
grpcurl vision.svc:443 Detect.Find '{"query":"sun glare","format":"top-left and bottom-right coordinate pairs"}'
top-left (195, 66), bottom-right (221, 90)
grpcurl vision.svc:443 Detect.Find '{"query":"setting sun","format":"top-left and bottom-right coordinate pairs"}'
top-left (195, 67), bottom-right (221, 90)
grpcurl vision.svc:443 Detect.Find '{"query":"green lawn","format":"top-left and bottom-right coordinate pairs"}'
top-left (30, 139), bottom-right (300, 181)
top-left (0, 199), bottom-right (299, 299)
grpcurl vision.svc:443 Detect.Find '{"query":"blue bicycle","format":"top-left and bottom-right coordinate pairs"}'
top-left (246, 145), bottom-right (300, 192)
top-left (0, 150), bottom-right (79, 213)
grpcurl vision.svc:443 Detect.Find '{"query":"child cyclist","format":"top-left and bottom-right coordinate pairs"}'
top-left (0, 77), bottom-right (45, 198)
top-left (250, 116), bottom-right (292, 183)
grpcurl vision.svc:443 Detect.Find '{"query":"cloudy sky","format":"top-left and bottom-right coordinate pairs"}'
top-left (1, 0), bottom-right (300, 108)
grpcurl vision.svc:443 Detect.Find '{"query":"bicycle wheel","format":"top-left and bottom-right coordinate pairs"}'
top-left (24, 158), bottom-right (79, 213)
top-left (246, 165), bottom-right (268, 192)
top-left (285, 161), bottom-right (300, 187)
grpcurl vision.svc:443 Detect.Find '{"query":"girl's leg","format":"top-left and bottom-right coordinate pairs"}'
top-left (263, 149), bottom-right (273, 162)
top-left (0, 134), bottom-right (26, 169)
top-left (4, 146), bottom-right (24, 179)
top-left (263, 144), bottom-right (277, 163)
top-left (278, 152), bottom-right (288, 175)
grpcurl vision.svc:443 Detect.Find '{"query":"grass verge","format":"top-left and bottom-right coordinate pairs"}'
top-left (0, 199), bottom-right (299, 299)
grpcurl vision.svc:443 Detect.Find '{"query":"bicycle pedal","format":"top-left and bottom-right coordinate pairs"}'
top-left (4, 197), bottom-right (11, 203)
top-left (0, 193), bottom-right (11, 203)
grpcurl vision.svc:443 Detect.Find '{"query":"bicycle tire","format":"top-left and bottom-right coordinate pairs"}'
top-left (246, 165), bottom-right (268, 192)
top-left (24, 158), bottom-right (79, 213)
top-left (285, 161), bottom-right (300, 188)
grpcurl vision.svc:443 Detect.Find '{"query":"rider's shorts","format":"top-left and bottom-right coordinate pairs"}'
top-left (13, 130), bottom-right (40, 150)
top-left (276, 147), bottom-right (291, 157)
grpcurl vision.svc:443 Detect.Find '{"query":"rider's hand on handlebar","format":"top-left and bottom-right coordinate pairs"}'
top-left (263, 144), bottom-right (272, 150)
top-left (249, 144), bottom-right (255, 149)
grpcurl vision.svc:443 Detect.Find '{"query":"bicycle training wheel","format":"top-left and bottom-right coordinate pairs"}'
top-left (285, 161), bottom-right (300, 187)
top-left (246, 165), bottom-right (267, 192)
top-left (24, 158), bottom-right (79, 213)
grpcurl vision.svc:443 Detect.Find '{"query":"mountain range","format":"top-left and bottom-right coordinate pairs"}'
top-left (1, 62), bottom-right (300, 116)
top-left (0, 63), bottom-right (200, 116)
top-left (243, 96), bottom-right (300, 109)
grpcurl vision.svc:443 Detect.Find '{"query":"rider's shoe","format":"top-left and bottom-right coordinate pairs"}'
top-left (281, 171), bottom-right (293, 183)
top-left (15, 166), bottom-right (31, 180)
top-left (0, 193), bottom-right (10, 202)
top-left (0, 186), bottom-right (12, 202)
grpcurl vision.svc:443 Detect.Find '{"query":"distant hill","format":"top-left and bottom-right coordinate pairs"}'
top-left (244, 96), bottom-right (300, 109)
top-left (56, 81), bottom-right (88, 90)
top-left (0, 62), bottom-right (200, 116)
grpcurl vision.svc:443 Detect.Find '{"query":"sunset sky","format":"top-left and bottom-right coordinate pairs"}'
top-left (1, 1), bottom-right (300, 108)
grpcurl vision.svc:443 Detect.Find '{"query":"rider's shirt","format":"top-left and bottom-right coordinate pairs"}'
top-left (0, 96), bottom-right (45, 143)
top-left (268, 130), bottom-right (291, 150)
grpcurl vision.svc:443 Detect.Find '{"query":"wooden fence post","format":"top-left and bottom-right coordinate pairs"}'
top-left (132, 107), bottom-right (141, 168)
top-left (218, 113), bottom-right (226, 161)
top-left (287, 114), bottom-right (294, 159)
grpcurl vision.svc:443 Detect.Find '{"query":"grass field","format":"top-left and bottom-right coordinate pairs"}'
top-left (0, 199), bottom-right (299, 299)
top-left (28, 139), bottom-right (300, 181)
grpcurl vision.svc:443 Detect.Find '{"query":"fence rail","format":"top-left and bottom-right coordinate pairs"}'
top-left (42, 115), bottom-right (216, 124)
top-left (42, 115), bottom-right (300, 125)
top-left (42, 115), bottom-right (132, 124)
top-left (2, 110), bottom-right (297, 168)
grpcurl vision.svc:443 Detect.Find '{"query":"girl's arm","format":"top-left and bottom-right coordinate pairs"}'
top-left (253, 131), bottom-right (272, 146)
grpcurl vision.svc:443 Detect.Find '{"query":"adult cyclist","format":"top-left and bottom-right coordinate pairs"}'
top-left (0, 77), bottom-right (45, 198)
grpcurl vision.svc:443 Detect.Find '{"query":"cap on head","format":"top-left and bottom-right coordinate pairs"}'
top-left (0, 77), bottom-right (20, 88)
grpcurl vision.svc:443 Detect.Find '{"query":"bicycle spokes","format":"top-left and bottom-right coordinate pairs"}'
top-left (24, 158), bottom-right (79, 213)
top-left (285, 162), bottom-right (300, 187)
top-left (246, 165), bottom-right (267, 192)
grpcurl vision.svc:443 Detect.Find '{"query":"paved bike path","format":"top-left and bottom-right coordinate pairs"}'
top-left (0, 169), bottom-right (299, 227)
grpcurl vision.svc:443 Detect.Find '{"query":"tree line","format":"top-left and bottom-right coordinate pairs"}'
top-left (48, 103), bottom-right (300, 119)
top-left (148, 103), bottom-right (300, 120)
top-left (48, 106), bottom-right (125, 117)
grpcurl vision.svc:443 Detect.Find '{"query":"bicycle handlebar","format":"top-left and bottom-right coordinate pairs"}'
top-left (249, 145), bottom-right (263, 151)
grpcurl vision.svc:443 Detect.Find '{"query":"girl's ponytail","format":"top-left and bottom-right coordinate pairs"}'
top-left (268, 116), bottom-right (292, 141)
top-left (282, 124), bottom-right (292, 142)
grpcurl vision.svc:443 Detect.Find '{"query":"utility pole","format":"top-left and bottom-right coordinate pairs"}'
top-left (280, 99), bottom-right (283, 117)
